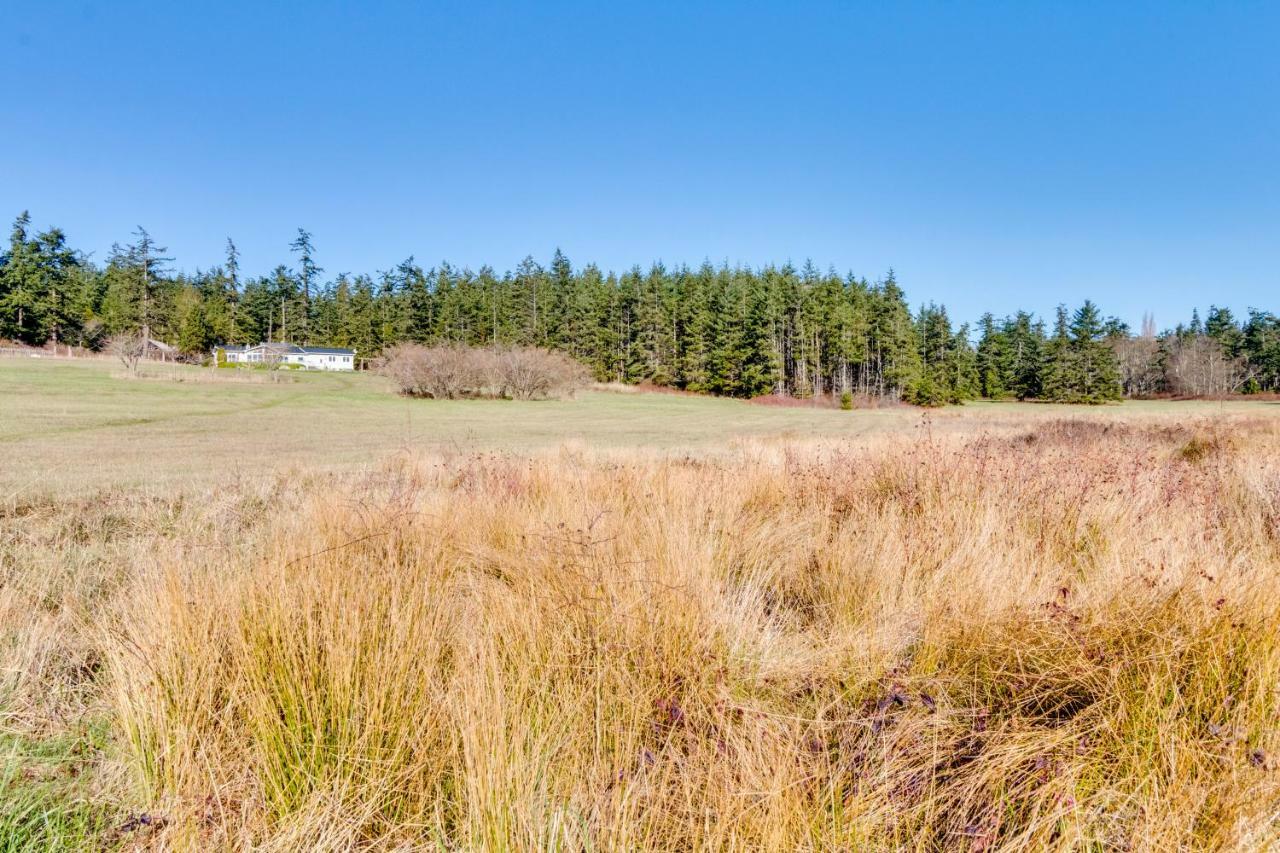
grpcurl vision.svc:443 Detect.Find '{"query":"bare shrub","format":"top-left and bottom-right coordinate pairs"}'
top-left (257, 347), bottom-right (290, 383)
top-left (379, 343), bottom-right (588, 400)
top-left (492, 346), bottom-right (590, 400)
top-left (1112, 335), bottom-right (1163, 398)
top-left (1165, 335), bottom-right (1249, 396)
top-left (377, 343), bottom-right (483, 399)
top-left (108, 331), bottom-right (148, 375)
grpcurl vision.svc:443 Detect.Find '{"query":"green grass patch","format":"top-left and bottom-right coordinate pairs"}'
top-left (0, 723), bottom-right (117, 851)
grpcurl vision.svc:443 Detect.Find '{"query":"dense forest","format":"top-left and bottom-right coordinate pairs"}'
top-left (2, 211), bottom-right (1278, 403)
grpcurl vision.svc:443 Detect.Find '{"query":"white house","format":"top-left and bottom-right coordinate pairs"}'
top-left (218, 342), bottom-right (357, 371)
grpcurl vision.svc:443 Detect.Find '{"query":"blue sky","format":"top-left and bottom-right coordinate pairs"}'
top-left (3, 1), bottom-right (1277, 329)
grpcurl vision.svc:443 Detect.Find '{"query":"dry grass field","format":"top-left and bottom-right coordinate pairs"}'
top-left (3, 356), bottom-right (1280, 849)
top-left (1, 357), bottom-right (1268, 494)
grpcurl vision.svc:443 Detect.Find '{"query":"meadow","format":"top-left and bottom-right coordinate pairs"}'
top-left (1, 358), bottom-right (1264, 495)
top-left (2, 356), bottom-right (1280, 850)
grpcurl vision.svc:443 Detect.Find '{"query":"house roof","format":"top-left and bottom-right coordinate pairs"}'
top-left (300, 346), bottom-right (356, 355)
top-left (218, 342), bottom-right (355, 355)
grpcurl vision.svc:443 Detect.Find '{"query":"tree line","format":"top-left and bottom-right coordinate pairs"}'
top-left (3, 211), bottom-right (1278, 403)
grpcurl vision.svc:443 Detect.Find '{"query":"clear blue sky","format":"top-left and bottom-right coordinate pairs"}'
top-left (3, 1), bottom-right (1277, 329)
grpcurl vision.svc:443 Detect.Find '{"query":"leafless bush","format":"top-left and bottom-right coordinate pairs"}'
top-left (258, 348), bottom-right (289, 382)
top-left (377, 344), bottom-right (480, 399)
top-left (378, 343), bottom-right (587, 400)
top-left (1112, 335), bottom-right (1163, 398)
top-left (109, 331), bottom-right (148, 375)
top-left (1165, 335), bottom-right (1249, 396)
top-left (491, 345), bottom-right (590, 400)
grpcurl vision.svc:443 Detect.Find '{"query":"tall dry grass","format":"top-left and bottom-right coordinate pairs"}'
top-left (81, 417), bottom-right (1280, 849)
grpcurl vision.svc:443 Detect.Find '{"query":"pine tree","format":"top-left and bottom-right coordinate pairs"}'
top-left (545, 248), bottom-right (573, 350)
top-left (1040, 302), bottom-right (1121, 402)
top-left (1205, 306), bottom-right (1243, 356)
top-left (98, 230), bottom-right (171, 340)
top-left (1242, 311), bottom-right (1280, 391)
top-left (345, 275), bottom-right (381, 357)
top-left (630, 263), bottom-right (676, 385)
top-left (1189, 308), bottom-right (1203, 336)
top-left (569, 264), bottom-right (608, 376)
top-left (176, 285), bottom-right (215, 355)
top-left (676, 264), bottom-right (714, 391)
top-left (222, 238), bottom-right (242, 343)
top-left (514, 256), bottom-right (547, 346)
top-left (705, 273), bottom-right (744, 395)
top-left (0, 212), bottom-right (40, 342)
top-left (1069, 300), bottom-right (1122, 402)
top-left (951, 323), bottom-right (980, 400)
top-left (396, 258), bottom-right (432, 343)
top-left (913, 303), bottom-right (953, 405)
top-left (132, 227), bottom-right (170, 343)
top-left (737, 278), bottom-right (780, 397)
top-left (911, 304), bottom-right (977, 405)
top-left (975, 313), bottom-right (1008, 399)
top-left (1040, 306), bottom-right (1073, 401)
top-left (867, 272), bottom-right (921, 399)
top-left (1004, 312), bottom-right (1044, 400)
top-left (289, 229), bottom-right (322, 341)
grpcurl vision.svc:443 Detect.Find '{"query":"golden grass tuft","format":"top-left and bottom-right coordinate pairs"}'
top-left (74, 416), bottom-right (1280, 849)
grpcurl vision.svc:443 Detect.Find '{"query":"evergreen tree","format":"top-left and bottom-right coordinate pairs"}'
top-left (975, 313), bottom-right (1008, 399)
top-left (1071, 300), bottom-right (1122, 402)
top-left (290, 228), bottom-right (322, 319)
top-left (913, 303), bottom-right (953, 405)
top-left (5, 209), bottom-right (1275, 405)
top-left (867, 272), bottom-right (920, 399)
top-left (630, 263), bottom-right (676, 384)
top-left (1242, 311), bottom-right (1280, 391)
top-left (545, 248), bottom-right (573, 350)
top-left (1040, 306), bottom-right (1072, 401)
top-left (397, 257), bottom-right (432, 343)
top-left (951, 323), bottom-right (980, 400)
top-left (737, 279), bottom-right (781, 397)
top-left (1041, 301), bottom-right (1121, 402)
top-left (176, 284), bottom-right (215, 355)
top-left (913, 304), bottom-right (978, 405)
top-left (30, 227), bottom-right (83, 346)
top-left (1205, 306), bottom-right (1243, 356)
top-left (0, 213), bottom-right (41, 342)
top-left (1004, 312), bottom-right (1044, 400)
top-left (222, 238), bottom-right (243, 343)
top-left (514, 256), bottom-right (547, 346)
top-left (1188, 308), bottom-right (1203, 336)
top-left (676, 264), bottom-right (714, 391)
